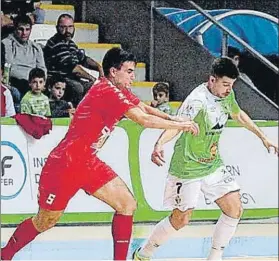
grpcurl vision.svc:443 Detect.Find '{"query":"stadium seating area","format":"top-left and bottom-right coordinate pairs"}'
top-left (1, 0), bottom-right (174, 121)
top-left (1, 1), bottom-right (278, 121)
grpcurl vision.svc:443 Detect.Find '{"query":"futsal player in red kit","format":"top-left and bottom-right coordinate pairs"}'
top-left (1, 47), bottom-right (199, 260)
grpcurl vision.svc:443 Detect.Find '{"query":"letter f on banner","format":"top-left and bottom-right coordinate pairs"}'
top-left (1, 156), bottom-right (13, 177)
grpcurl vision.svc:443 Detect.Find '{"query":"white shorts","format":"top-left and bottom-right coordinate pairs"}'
top-left (163, 166), bottom-right (240, 211)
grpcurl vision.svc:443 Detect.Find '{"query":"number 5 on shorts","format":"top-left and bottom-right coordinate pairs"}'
top-left (46, 193), bottom-right (56, 205)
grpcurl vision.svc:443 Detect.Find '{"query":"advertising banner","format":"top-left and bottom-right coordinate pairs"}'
top-left (1, 126), bottom-right (33, 214)
top-left (139, 127), bottom-right (278, 210)
top-left (1, 120), bottom-right (278, 223)
top-left (1, 126), bottom-right (132, 214)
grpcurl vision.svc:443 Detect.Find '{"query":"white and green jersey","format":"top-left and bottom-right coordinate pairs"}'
top-left (169, 83), bottom-right (241, 179)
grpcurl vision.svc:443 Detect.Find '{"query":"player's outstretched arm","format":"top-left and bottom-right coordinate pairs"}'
top-left (138, 102), bottom-right (184, 122)
top-left (231, 109), bottom-right (278, 156)
top-left (125, 106), bottom-right (199, 134)
top-left (151, 129), bottom-right (181, 166)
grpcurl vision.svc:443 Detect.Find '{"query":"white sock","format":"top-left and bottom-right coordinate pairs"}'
top-left (139, 216), bottom-right (177, 258)
top-left (207, 212), bottom-right (240, 260)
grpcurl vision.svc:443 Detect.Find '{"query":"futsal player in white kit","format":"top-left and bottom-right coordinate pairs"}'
top-left (133, 57), bottom-right (278, 260)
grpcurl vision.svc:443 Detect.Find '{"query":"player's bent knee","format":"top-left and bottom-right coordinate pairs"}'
top-left (176, 216), bottom-right (190, 227)
top-left (171, 209), bottom-right (192, 229)
top-left (180, 213), bottom-right (191, 226)
top-left (122, 197), bottom-right (137, 213)
top-left (33, 216), bottom-right (60, 232)
top-left (225, 205), bottom-right (243, 219)
top-left (114, 197), bottom-right (137, 215)
top-left (236, 206), bottom-right (243, 219)
top-left (33, 210), bottom-right (63, 232)
top-left (129, 198), bottom-right (137, 212)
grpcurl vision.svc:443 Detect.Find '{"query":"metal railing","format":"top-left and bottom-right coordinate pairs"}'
top-left (188, 1), bottom-right (279, 75)
top-left (150, 1), bottom-right (156, 81)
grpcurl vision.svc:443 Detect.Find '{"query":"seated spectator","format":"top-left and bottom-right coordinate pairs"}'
top-left (1, 56), bottom-right (16, 117)
top-left (1, 0), bottom-right (37, 39)
top-left (1, 41), bottom-right (21, 112)
top-left (151, 82), bottom-right (173, 114)
top-left (33, 0), bottom-right (45, 24)
top-left (2, 14), bottom-right (46, 97)
top-left (227, 46), bottom-right (256, 88)
top-left (20, 68), bottom-right (51, 117)
top-left (1, 0), bottom-right (42, 24)
top-left (48, 75), bottom-right (75, 118)
top-left (1, 10), bottom-right (14, 39)
top-left (44, 13), bottom-right (104, 107)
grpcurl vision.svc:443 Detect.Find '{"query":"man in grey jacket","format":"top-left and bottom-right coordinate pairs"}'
top-left (2, 14), bottom-right (46, 99)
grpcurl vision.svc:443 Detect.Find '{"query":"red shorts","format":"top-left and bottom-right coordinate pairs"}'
top-left (38, 154), bottom-right (117, 211)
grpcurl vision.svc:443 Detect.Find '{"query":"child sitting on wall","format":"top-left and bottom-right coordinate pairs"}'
top-left (48, 75), bottom-right (75, 118)
top-left (151, 82), bottom-right (172, 114)
top-left (20, 68), bottom-right (51, 117)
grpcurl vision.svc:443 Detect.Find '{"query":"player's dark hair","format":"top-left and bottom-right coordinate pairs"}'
top-left (153, 82), bottom-right (169, 95)
top-left (211, 57), bottom-right (239, 79)
top-left (13, 15), bottom-right (33, 28)
top-left (48, 75), bottom-right (66, 88)
top-left (102, 47), bottom-right (137, 77)
top-left (28, 68), bottom-right (46, 82)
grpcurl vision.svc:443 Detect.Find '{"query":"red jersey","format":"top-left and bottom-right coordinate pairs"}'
top-left (49, 77), bottom-right (140, 161)
top-left (1, 84), bottom-right (15, 117)
top-left (1, 85), bottom-right (6, 117)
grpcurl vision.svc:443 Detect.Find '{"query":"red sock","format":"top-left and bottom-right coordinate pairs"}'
top-left (1, 218), bottom-right (40, 260)
top-left (112, 213), bottom-right (133, 261)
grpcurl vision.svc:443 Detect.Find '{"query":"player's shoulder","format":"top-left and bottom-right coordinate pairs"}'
top-left (186, 83), bottom-right (207, 103)
top-left (89, 78), bottom-right (114, 94)
top-left (93, 77), bottom-right (116, 90)
top-left (92, 78), bottom-right (128, 101)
